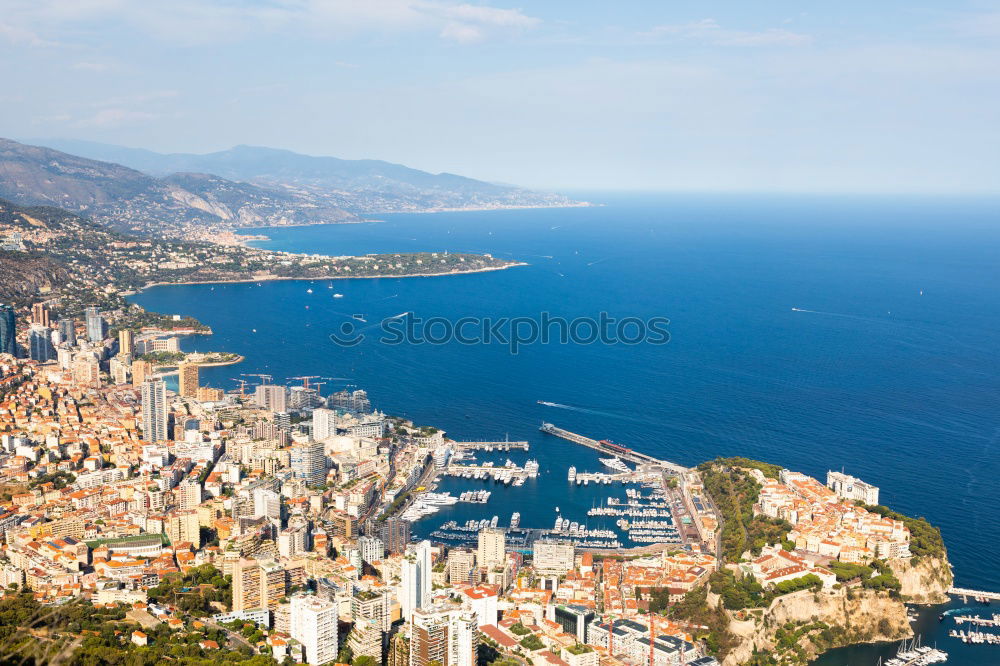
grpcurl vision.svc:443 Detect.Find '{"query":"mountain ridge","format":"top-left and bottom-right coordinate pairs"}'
top-left (25, 137), bottom-right (579, 214)
top-left (0, 138), bottom-right (358, 238)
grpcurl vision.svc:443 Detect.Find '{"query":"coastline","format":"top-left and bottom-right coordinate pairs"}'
top-left (137, 261), bottom-right (528, 291)
top-left (363, 201), bottom-right (596, 215)
top-left (191, 355), bottom-right (245, 367)
top-left (213, 201), bottom-right (593, 247)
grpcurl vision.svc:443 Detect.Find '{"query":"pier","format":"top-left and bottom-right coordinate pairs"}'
top-left (949, 587), bottom-right (1000, 602)
top-left (571, 471), bottom-right (632, 484)
top-left (948, 628), bottom-right (1000, 645)
top-left (445, 464), bottom-right (535, 476)
top-left (954, 615), bottom-right (1000, 627)
top-left (540, 423), bottom-right (688, 473)
top-left (453, 440), bottom-right (529, 451)
top-left (441, 459), bottom-right (540, 486)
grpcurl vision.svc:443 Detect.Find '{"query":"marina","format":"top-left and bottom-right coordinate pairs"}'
top-left (948, 629), bottom-right (1000, 644)
top-left (427, 518), bottom-right (623, 550)
top-left (415, 433), bottom-right (685, 551)
top-left (441, 459), bottom-right (540, 487)
top-left (399, 491), bottom-right (459, 521)
top-left (877, 638), bottom-right (947, 665)
top-left (419, 459), bottom-right (680, 549)
top-left (458, 490), bottom-right (492, 503)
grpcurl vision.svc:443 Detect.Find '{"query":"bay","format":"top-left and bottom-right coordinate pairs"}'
top-left (131, 193), bottom-right (1000, 664)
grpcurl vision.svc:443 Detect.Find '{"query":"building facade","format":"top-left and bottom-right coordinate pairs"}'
top-left (141, 379), bottom-right (168, 442)
top-left (477, 527), bottom-right (506, 571)
top-left (178, 362), bottom-right (199, 398)
top-left (826, 471), bottom-right (880, 505)
top-left (410, 607), bottom-right (479, 666)
top-left (400, 540), bottom-right (432, 622)
top-left (290, 441), bottom-right (326, 486)
top-left (290, 594), bottom-right (339, 666)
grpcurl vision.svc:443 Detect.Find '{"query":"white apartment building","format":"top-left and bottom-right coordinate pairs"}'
top-left (400, 540), bottom-right (432, 622)
top-left (477, 528), bottom-right (505, 571)
top-left (290, 594), bottom-right (338, 666)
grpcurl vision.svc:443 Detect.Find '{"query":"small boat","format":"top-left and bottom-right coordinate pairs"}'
top-left (306, 288), bottom-right (313, 294)
top-left (333, 293), bottom-right (344, 298)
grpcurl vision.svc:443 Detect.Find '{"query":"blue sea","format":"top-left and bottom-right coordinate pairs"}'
top-left (131, 193), bottom-right (1000, 665)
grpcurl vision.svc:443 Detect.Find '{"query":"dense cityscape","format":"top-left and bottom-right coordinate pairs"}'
top-left (1, 2), bottom-right (995, 664)
top-left (0, 296), bottom-right (952, 666)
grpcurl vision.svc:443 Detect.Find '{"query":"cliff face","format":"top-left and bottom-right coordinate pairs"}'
top-left (718, 587), bottom-right (911, 666)
top-left (890, 556), bottom-right (952, 604)
top-left (0, 253), bottom-right (69, 306)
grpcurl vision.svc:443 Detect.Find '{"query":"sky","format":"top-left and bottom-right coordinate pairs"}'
top-left (2, 0), bottom-right (999, 193)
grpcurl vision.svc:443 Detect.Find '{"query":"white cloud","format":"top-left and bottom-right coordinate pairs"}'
top-left (435, 4), bottom-right (540, 29)
top-left (0, 0), bottom-right (540, 46)
top-left (75, 108), bottom-right (159, 128)
top-left (642, 18), bottom-right (811, 47)
top-left (440, 22), bottom-right (485, 43)
top-left (432, 3), bottom-right (539, 42)
top-left (71, 61), bottom-right (111, 71)
top-left (87, 90), bottom-right (178, 109)
top-left (0, 20), bottom-right (59, 47)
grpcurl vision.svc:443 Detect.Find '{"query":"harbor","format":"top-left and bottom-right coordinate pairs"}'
top-left (429, 514), bottom-right (623, 550)
top-left (414, 461), bottom-right (681, 550)
top-left (405, 423), bottom-right (695, 553)
top-left (939, 601), bottom-right (1000, 648)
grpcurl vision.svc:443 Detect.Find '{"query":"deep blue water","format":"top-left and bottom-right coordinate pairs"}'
top-left (131, 194), bottom-right (1000, 664)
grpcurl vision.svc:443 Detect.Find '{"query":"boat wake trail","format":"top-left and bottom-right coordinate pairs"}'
top-left (537, 400), bottom-right (650, 425)
top-left (790, 306), bottom-right (887, 323)
top-left (941, 607), bottom-right (977, 617)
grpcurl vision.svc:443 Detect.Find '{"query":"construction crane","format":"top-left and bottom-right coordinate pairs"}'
top-left (290, 375), bottom-right (320, 388)
top-left (231, 378), bottom-right (249, 396)
top-left (311, 381), bottom-right (328, 395)
top-left (241, 373), bottom-right (273, 385)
